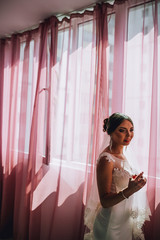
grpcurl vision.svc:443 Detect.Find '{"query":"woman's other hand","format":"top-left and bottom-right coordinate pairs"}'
top-left (128, 172), bottom-right (147, 193)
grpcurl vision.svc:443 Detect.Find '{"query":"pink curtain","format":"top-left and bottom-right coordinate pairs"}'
top-left (48, 11), bottom-right (97, 240)
top-left (0, 1), bottom-right (160, 240)
top-left (0, 17), bottom-right (59, 239)
top-left (110, 0), bottom-right (160, 239)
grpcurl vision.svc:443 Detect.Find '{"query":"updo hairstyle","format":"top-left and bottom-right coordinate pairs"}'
top-left (103, 113), bottom-right (133, 135)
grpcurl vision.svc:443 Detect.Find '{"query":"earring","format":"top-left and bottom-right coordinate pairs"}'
top-left (109, 138), bottom-right (112, 152)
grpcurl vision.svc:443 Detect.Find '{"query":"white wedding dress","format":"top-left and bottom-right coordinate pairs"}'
top-left (84, 152), bottom-right (150, 240)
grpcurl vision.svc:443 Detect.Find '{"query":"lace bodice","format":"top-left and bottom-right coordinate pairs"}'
top-left (97, 152), bottom-right (134, 192)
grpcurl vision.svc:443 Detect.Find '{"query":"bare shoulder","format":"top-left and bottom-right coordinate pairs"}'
top-left (97, 153), bottom-right (114, 197)
top-left (97, 154), bottom-right (114, 172)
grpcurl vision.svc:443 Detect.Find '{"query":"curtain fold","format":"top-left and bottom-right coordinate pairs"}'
top-left (0, 39), bottom-right (4, 209)
top-left (93, 3), bottom-right (109, 158)
top-left (49, 11), bottom-right (97, 240)
top-left (84, 2), bottom-right (110, 206)
top-left (111, 1), bottom-right (128, 112)
top-left (121, 1), bottom-right (160, 238)
top-left (27, 17), bottom-right (58, 240)
top-left (0, 35), bottom-right (20, 237)
top-left (147, 0), bottom-right (158, 212)
top-left (14, 33), bottom-right (31, 240)
top-left (145, 1), bottom-right (160, 239)
top-left (0, 17), bottom-right (59, 240)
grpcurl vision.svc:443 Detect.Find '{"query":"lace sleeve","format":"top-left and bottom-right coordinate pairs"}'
top-left (97, 152), bottom-right (115, 165)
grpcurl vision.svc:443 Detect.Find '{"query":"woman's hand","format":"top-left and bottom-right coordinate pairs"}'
top-left (128, 172), bottom-right (147, 193)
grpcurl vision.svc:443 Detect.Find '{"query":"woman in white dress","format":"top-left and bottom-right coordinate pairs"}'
top-left (84, 113), bottom-right (150, 240)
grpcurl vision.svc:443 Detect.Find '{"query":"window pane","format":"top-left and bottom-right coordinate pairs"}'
top-left (24, 40), bottom-right (34, 153)
top-left (125, 2), bottom-right (154, 170)
top-left (51, 20), bottom-right (96, 165)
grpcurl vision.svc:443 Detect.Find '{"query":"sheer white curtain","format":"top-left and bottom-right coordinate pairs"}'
top-left (112, 1), bottom-right (160, 239)
top-left (48, 12), bottom-right (97, 240)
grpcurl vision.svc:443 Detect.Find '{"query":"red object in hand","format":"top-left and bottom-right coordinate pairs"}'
top-left (132, 174), bottom-right (137, 179)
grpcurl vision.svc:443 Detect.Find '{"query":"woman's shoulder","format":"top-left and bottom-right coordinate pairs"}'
top-left (97, 151), bottom-right (115, 164)
top-left (96, 152), bottom-right (115, 173)
top-left (97, 150), bottom-right (127, 165)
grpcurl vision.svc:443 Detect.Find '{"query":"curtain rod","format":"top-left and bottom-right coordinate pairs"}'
top-left (56, 1), bottom-right (115, 21)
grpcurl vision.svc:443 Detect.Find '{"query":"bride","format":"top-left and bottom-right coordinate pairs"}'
top-left (84, 113), bottom-right (150, 240)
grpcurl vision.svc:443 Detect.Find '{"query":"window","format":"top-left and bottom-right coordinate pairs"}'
top-left (50, 13), bottom-right (116, 167)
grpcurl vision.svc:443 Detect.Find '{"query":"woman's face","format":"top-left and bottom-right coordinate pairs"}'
top-left (110, 120), bottom-right (134, 146)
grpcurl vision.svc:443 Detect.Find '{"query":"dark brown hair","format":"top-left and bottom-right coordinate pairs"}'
top-left (103, 112), bottom-right (133, 135)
